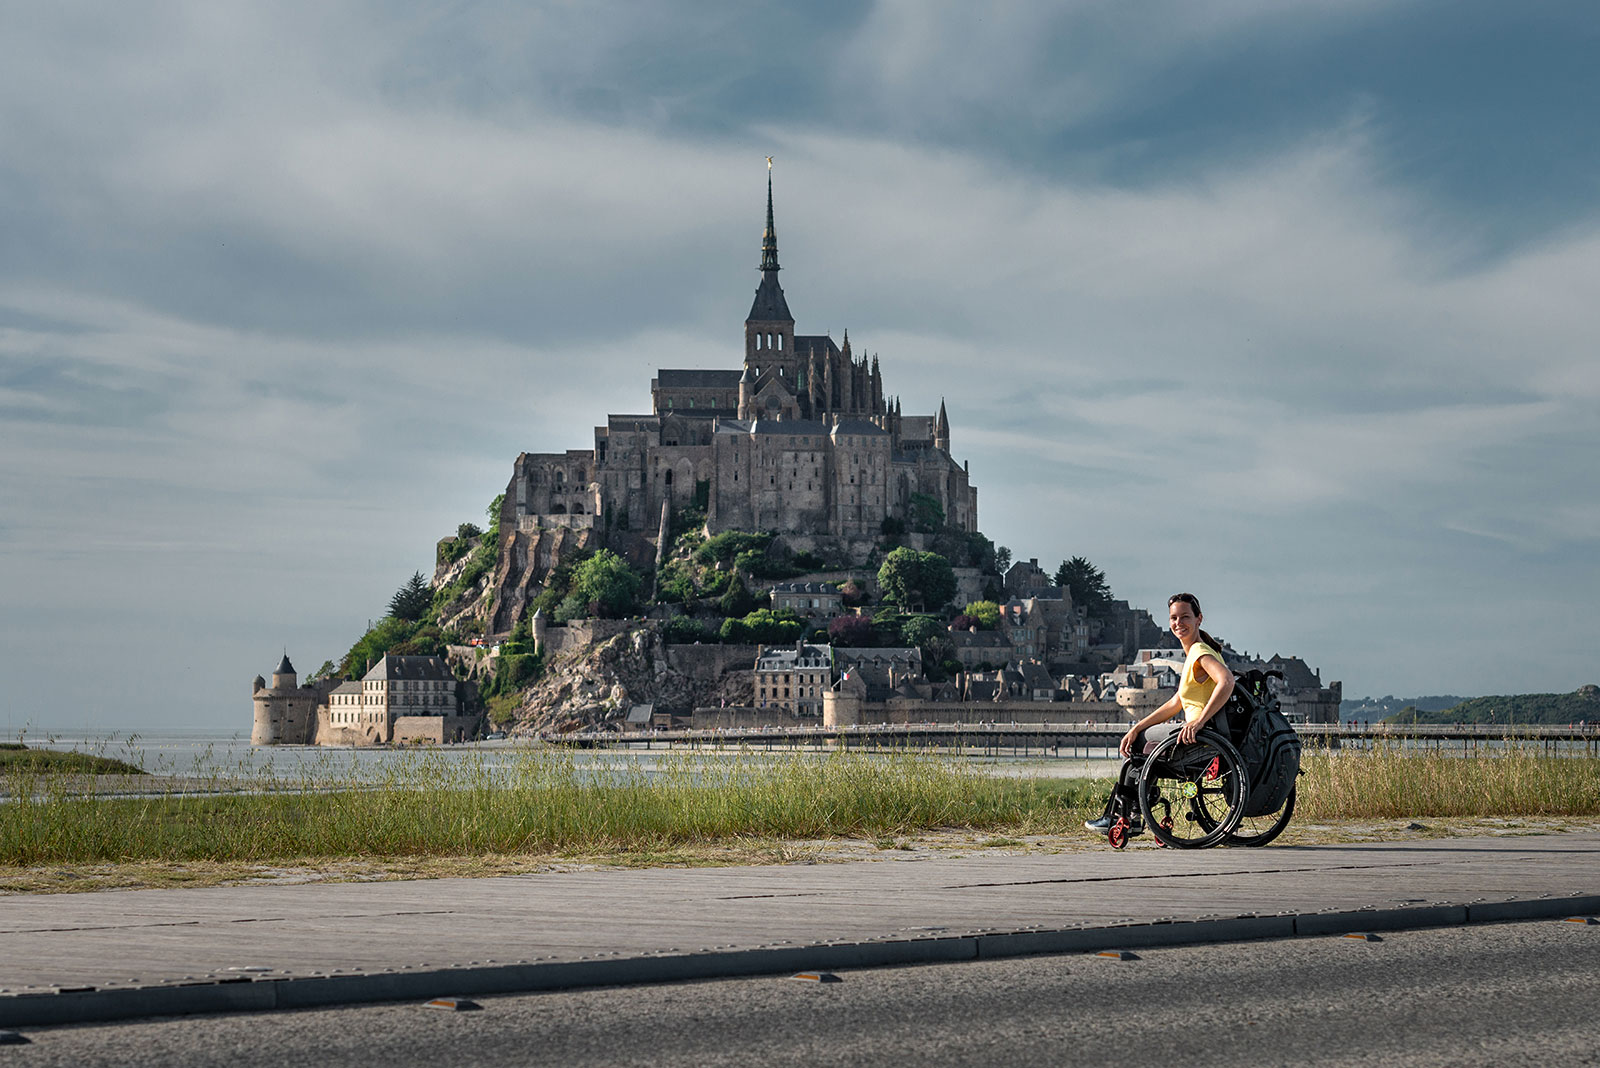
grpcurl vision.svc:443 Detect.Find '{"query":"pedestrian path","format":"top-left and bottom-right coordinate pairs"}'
top-left (4, 832), bottom-right (1597, 1026)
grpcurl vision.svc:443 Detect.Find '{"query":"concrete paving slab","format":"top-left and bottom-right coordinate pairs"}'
top-left (3, 832), bottom-right (1599, 1026)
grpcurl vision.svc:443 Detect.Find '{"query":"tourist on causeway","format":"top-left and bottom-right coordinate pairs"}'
top-left (1085, 593), bottom-right (1237, 836)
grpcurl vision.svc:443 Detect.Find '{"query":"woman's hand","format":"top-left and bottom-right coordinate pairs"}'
top-left (1177, 719), bottom-right (1202, 745)
top-left (1119, 726), bottom-right (1141, 757)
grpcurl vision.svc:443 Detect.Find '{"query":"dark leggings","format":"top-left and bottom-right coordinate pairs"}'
top-left (1112, 711), bottom-right (1231, 796)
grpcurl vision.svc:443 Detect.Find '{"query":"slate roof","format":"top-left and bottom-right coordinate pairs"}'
top-left (949, 630), bottom-right (1010, 649)
top-left (747, 273), bottom-right (793, 323)
top-left (834, 647), bottom-right (923, 668)
top-left (747, 419), bottom-right (831, 436)
top-left (1018, 660), bottom-right (1057, 692)
top-left (276, 654), bottom-right (295, 675)
top-left (364, 655), bottom-right (453, 682)
top-left (771, 582), bottom-right (840, 595)
top-left (831, 419), bottom-right (890, 437)
top-left (656, 369), bottom-right (743, 388)
top-left (793, 335), bottom-right (842, 358)
top-left (754, 643), bottom-right (832, 670)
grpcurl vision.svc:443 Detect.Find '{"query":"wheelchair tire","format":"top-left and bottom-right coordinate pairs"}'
top-left (1107, 819), bottom-right (1129, 850)
top-left (1224, 786), bottom-right (1296, 847)
top-left (1137, 729), bottom-right (1248, 849)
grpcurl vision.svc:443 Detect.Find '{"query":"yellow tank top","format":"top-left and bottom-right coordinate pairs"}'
top-left (1178, 641), bottom-right (1224, 722)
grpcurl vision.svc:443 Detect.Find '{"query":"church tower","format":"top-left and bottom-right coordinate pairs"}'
top-left (744, 162), bottom-right (796, 384)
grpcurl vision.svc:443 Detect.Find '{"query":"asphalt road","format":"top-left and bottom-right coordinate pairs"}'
top-left (8, 919), bottom-right (1598, 1067)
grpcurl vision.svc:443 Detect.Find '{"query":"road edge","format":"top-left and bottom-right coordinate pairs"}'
top-left (6, 893), bottom-right (1597, 1028)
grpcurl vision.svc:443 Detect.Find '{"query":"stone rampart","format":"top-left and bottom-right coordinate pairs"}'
top-left (312, 708), bottom-right (379, 747)
top-left (687, 706), bottom-right (813, 730)
top-left (541, 619), bottom-right (644, 656)
top-left (664, 643), bottom-right (761, 678)
top-left (392, 714), bottom-right (481, 745)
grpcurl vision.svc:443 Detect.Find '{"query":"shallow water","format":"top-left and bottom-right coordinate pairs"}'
top-left (0, 727), bottom-right (1123, 782)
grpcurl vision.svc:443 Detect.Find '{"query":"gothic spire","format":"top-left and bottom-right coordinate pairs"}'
top-left (747, 160), bottom-right (792, 324)
top-left (760, 160), bottom-right (780, 274)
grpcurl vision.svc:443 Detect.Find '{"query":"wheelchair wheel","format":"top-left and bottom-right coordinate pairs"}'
top-left (1107, 818), bottom-right (1130, 850)
top-left (1224, 786), bottom-right (1296, 847)
top-left (1137, 730), bottom-right (1247, 849)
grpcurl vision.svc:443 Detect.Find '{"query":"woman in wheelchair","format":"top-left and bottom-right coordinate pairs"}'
top-left (1086, 592), bottom-right (1235, 838)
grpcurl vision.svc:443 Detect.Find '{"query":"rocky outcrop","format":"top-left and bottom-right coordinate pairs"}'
top-left (511, 626), bottom-right (753, 733)
top-left (487, 526), bottom-right (598, 635)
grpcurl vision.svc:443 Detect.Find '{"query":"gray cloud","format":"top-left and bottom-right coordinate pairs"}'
top-left (2, 2), bottom-right (1597, 731)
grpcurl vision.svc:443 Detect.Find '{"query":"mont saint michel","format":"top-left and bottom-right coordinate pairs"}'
top-left (253, 172), bottom-right (1339, 747)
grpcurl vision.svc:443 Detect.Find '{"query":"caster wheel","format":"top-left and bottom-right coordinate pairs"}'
top-left (1108, 819), bottom-right (1129, 850)
top-left (1155, 816), bottom-right (1173, 847)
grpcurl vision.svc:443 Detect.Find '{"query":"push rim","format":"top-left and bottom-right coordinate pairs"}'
top-left (1138, 731), bottom-right (1247, 849)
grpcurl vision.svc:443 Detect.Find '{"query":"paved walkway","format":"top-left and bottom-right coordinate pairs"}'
top-left (4, 832), bottom-right (1598, 1026)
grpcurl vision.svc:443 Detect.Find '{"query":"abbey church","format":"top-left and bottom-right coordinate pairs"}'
top-left (499, 172), bottom-right (978, 545)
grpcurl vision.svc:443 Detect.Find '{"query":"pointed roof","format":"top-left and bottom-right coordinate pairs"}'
top-left (276, 653), bottom-right (295, 675)
top-left (936, 398), bottom-right (950, 438)
top-left (747, 167), bottom-right (793, 324)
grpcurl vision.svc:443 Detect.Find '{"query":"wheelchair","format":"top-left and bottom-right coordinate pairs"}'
top-left (1103, 669), bottom-right (1295, 850)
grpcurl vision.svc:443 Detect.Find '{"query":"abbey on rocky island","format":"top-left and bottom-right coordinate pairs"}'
top-left (499, 171), bottom-right (978, 546)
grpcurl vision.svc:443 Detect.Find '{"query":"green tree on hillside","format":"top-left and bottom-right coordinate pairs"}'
top-left (959, 600), bottom-right (1001, 630)
top-left (900, 614), bottom-right (945, 650)
top-left (569, 550), bottom-right (643, 618)
top-left (877, 548), bottom-right (957, 612)
top-left (388, 571), bottom-right (432, 621)
top-left (1055, 556), bottom-right (1111, 614)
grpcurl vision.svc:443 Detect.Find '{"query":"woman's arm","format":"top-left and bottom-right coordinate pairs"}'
top-left (1177, 654), bottom-right (1234, 745)
top-left (1119, 694), bottom-right (1181, 757)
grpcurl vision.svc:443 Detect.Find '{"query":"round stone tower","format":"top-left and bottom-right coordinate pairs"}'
top-left (252, 653), bottom-right (317, 746)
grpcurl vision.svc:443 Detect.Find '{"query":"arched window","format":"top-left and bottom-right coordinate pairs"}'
top-left (572, 503), bottom-right (585, 514)
top-left (554, 470), bottom-right (565, 485)
top-left (664, 469), bottom-right (673, 486)
top-left (777, 333), bottom-right (784, 351)
top-left (551, 504), bottom-right (567, 514)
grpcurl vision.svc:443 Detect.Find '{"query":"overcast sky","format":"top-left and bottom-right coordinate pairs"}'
top-left (3, 1), bottom-right (1597, 733)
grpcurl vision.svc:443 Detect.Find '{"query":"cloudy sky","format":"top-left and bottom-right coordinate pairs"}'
top-left (3, 1), bottom-right (1597, 733)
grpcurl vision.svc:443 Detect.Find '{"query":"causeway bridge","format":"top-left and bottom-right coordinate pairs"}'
top-left (539, 721), bottom-right (1600, 757)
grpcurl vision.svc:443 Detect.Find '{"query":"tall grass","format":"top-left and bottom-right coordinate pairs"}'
top-left (0, 749), bottom-right (1097, 865)
top-left (1298, 745), bottom-right (1600, 820)
top-left (7, 743), bottom-right (1598, 867)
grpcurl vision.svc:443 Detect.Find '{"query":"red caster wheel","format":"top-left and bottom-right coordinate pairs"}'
top-left (1107, 818), bottom-right (1130, 849)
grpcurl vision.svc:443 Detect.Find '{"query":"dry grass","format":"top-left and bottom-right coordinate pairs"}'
top-left (4, 745), bottom-right (1597, 893)
top-left (1297, 746), bottom-right (1600, 820)
top-left (0, 749), bottom-right (1100, 867)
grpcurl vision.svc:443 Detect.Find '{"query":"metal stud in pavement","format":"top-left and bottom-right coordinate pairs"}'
top-left (423, 998), bottom-right (481, 1011)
